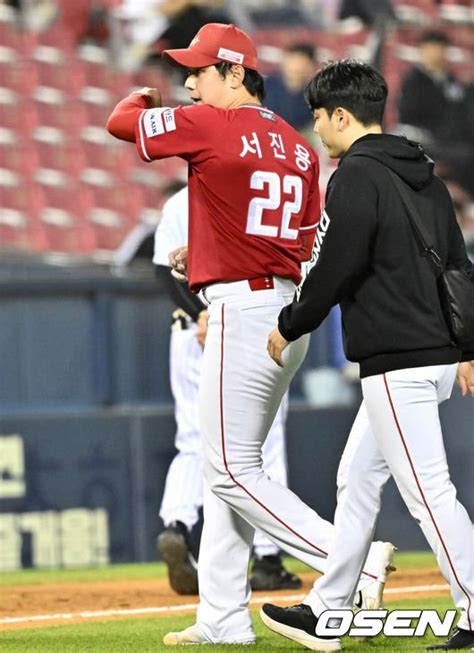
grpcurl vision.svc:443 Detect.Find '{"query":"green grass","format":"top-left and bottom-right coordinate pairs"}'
top-left (0, 563), bottom-right (168, 586)
top-left (0, 598), bottom-right (454, 652)
top-left (283, 550), bottom-right (437, 576)
top-left (0, 551), bottom-right (437, 587)
top-left (0, 552), bottom-right (446, 652)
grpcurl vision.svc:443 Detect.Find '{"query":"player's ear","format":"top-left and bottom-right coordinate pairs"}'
top-left (229, 64), bottom-right (245, 87)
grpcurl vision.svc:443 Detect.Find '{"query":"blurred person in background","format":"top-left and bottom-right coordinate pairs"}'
top-left (265, 43), bottom-right (318, 133)
top-left (225, 0), bottom-right (321, 29)
top-left (397, 30), bottom-right (472, 196)
top-left (118, 0), bottom-right (230, 68)
top-left (338, 0), bottom-right (396, 70)
top-left (338, 0), bottom-right (395, 27)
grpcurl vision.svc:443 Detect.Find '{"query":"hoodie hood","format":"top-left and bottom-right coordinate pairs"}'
top-left (343, 133), bottom-right (434, 191)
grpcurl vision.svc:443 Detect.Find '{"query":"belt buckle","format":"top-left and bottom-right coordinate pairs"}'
top-left (248, 277), bottom-right (274, 291)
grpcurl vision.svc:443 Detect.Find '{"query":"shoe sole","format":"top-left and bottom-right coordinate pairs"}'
top-left (260, 608), bottom-right (341, 651)
top-left (163, 632), bottom-right (205, 646)
top-left (163, 629), bottom-right (256, 646)
top-left (157, 531), bottom-right (199, 595)
top-left (163, 631), bottom-right (206, 646)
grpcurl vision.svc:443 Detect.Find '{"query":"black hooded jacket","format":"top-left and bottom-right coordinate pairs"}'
top-left (279, 134), bottom-right (473, 378)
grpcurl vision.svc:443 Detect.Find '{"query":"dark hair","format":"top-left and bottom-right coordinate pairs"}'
top-left (420, 30), bottom-right (450, 46)
top-left (215, 61), bottom-right (266, 101)
top-left (286, 43), bottom-right (315, 61)
top-left (304, 59), bottom-right (387, 126)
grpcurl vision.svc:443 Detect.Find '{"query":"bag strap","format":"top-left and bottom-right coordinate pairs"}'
top-left (387, 169), bottom-right (443, 272)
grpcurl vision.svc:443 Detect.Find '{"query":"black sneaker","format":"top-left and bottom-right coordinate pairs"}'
top-left (250, 554), bottom-right (302, 591)
top-left (260, 603), bottom-right (341, 651)
top-left (427, 628), bottom-right (474, 650)
top-left (157, 521), bottom-right (198, 595)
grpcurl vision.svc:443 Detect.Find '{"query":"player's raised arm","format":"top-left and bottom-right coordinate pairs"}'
top-left (106, 88), bottom-right (162, 142)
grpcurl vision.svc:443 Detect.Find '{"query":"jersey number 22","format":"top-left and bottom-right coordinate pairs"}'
top-left (246, 171), bottom-right (302, 240)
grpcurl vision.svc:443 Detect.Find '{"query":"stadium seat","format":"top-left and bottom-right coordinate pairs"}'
top-left (83, 177), bottom-right (144, 251)
top-left (79, 85), bottom-right (117, 127)
top-left (33, 126), bottom-right (86, 176)
top-left (129, 167), bottom-right (164, 212)
top-left (393, 0), bottom-right (439, 25)
top-left (32, 45), bottom-right (86, 93)
top-left (0, 179), bottom-right (48, 251)
top-left (80, 126), bottom-right (136, 175)
top-left (32, 86), bottom-right (87, 134)
top-left (439, 1), bottom-right (473, 24)
top-left (0, 89), bottom-right (39, 135)
top-left (34, 170), bottom-right (97, 253)
top-left (1, 59), bottom-right (39, 94)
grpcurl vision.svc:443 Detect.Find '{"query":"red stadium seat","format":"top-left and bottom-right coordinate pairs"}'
top-left (82, 176), bottom-right (144, 250)
top-left (32, 86), bottom-right (87, 134)
top-left (55, 0), bottom-right (93, 44)
top-left (32, 45), bottom-right (86, 93)
top-left (79, 85), bottom-right (118, 127)
top-left (33, 127), bottom-right (86, 176)
top-left (0, 133), bottom-right (40, 178)
top-left (78, 47), bottom-right (132, 95)
top-left (34, 171), bottom-right (97, 253)
top-left (0, 181), bottom-right (48, 251)
top-left (1, 59), bottom-right (39, 94)
top-left (80, 126), bottom-right (136, 175)
top-left (129, 167), bottom-right (164, 212)
top-left (392, 0), bottom-right (439, 24)
top-left (0, 91), bottom-right (39, 135)
top-left (0, 12), bottom-right (35, 55)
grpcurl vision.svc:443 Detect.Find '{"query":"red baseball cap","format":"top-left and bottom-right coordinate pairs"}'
top-left (162, 23), bottom-right (258, 71)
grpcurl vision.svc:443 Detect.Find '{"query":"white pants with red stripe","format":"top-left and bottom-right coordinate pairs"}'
top-left (306, 364), bottom-right (473, 632)
top-left (195, 279), bottom-right (379, 642)
top-left (159, 324), bottom-right (291, 558)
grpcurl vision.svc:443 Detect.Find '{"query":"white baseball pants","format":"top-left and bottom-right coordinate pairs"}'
top-left (306, 364), bottom-right (473, 632)
top-left (159, 325), bottom-right (290, 557)
top-left (195, 279), bottom-right (381, 642)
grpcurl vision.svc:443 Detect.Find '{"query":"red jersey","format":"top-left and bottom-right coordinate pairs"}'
top-left (135, 103), bottom-right (320, 291)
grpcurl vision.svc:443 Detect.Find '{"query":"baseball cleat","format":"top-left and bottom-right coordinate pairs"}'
top-left (163, 623), bottom-right (256, 646)
top-left (163, 623), bottom-right (208, 645)
top-left (426, 628), bottom-right (474, 650)
top-left (157, 521), bottom-right (199, 595)
top-left (250, 554), bottom-right (302, 591)
top-left (353, 541), bottom-right (397, 611)
top-left (260, 603), bottom-right (341, 651)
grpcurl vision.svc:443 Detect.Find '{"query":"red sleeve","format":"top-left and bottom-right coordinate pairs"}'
top-left (298, 158), bottom-right (321, 260)
top-left (106, 94), bottom-right (149, 142)
top-left (135, 104), bottom-right (220, 163)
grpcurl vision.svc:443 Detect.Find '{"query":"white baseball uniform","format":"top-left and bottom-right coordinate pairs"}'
top-left (154, 187), bottom-right (289, 558)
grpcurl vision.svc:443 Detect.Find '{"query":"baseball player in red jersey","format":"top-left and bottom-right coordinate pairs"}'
top-left (107, 23), bottom-right (395, 645)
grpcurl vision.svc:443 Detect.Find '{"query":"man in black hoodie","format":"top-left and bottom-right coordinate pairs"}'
top-left (262, 61), bottom-right (474, 651)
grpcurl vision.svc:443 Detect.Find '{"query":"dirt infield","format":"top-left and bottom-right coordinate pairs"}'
top-left (0, 568), bottom-right (449, 631)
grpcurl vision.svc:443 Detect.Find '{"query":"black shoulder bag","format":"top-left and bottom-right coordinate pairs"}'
top-left (388, 169), bottom-right (474, 349)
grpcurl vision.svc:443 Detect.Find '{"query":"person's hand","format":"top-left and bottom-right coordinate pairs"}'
top-left (456, 360), bottom-right (474, 397)
top-left (195, 310), bottom-right (208, 348)
top-left (169, 246), bottom-right (188, 282)
top-left (133, 87), bottom-right (162, 109)
top-left (267, 327), bottom-right (289, 368)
